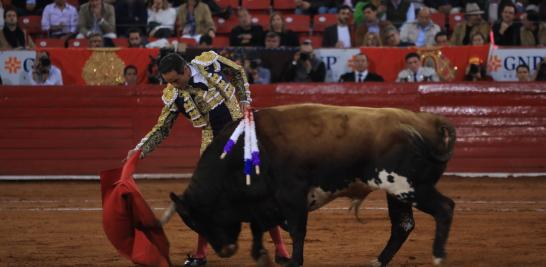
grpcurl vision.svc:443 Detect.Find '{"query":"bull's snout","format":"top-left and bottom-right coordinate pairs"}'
top-left (218, 243), bottom-right (238, 258)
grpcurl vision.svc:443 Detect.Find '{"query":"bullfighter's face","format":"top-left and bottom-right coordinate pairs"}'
top-left (170, 193), bottom-right (242, 258)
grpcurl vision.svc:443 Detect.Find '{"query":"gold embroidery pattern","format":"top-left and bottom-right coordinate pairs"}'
top-left (161, 84), bottom-right (178, 106)
top-left (180, 90), bottom-right (209, 128)
top-left (136, 105), bottom-right (179, 158)
top-left (417, 48), bottom-right (457, 82)
top-left (216, 55), bottom-right (251, 103)
top-left (200, 127), bottom-right (214, 155)
top-left (82, 49), bottom-right (125, 85)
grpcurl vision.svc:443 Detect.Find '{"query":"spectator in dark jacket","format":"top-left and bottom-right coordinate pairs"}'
top-left (229, 8), bottom-right (264, 46)
top-left (283, 39), bottom-right (325, 82)
top-left (339, 53), bottom-right (384, 82)
top-left (322, 5), bottom-right (353, 48)
top-left (268, 12), bottom-right (299, 47)
top-left (492, 3), bottom-right (521, 46)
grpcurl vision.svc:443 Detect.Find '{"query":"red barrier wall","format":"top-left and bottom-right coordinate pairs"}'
top-left (1, 82), bottom-right (545, 175)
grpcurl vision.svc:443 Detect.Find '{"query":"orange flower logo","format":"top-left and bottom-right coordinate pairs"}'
top-left (488, 55), bottom-right (501, 72)
top-left (4, 57), bottom-right (22, 74)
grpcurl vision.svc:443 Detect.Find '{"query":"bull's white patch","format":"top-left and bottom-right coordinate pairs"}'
top-left (367, 170), bottom-right (414, 200)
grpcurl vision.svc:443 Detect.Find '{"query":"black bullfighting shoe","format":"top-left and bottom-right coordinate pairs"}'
top-left (184, 255), bottom-right (207, 266)
top-left (274, 254), bottom-right (291, 265)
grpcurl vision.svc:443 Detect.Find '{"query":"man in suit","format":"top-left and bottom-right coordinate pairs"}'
top-left (396, 52), bottom-right (439, 82)
top-left (339, 53), bottom-right (384, 82)
top-left (322, 5), bottom-right (353, 48)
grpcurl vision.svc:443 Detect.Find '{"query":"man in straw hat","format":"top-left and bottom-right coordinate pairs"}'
top-left (450, 3), bottom-right (490, 45)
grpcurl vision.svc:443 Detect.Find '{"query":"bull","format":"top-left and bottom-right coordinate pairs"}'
top-left (169, 103), bottom-right (456, 267)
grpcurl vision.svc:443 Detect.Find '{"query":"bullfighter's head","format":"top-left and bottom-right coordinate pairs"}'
top-left (170, 192), bottom-right (241, 258)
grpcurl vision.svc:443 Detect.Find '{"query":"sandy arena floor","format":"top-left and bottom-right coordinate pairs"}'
top-left (1, 176), bottom-right (546, 267)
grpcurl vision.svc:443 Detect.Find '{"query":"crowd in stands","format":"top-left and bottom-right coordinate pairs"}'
top-left (0, 0), bottom-right (545, 85)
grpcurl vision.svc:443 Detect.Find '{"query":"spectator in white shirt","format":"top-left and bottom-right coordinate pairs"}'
top-left (41, 0), bottom-right (78, 39)
top-left (322, 5), bottom-right (352, 48)
top-left (29, 51), bottom-right (63, 86)
top-left (396, 52), bottom-right (439, 82)
top-left (147, 0), bottom-right (176, 38)
top-left (400, 7), bottom-right (440, 47)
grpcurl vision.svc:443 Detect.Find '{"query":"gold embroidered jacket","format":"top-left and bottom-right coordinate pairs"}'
top-left (135, 51), bottom-right (250, 157)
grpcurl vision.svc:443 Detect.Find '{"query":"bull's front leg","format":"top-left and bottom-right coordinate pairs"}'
top-left (249, 222), bottom-right (272, 267)
top-left (278, 188), bottom-right (309, 267)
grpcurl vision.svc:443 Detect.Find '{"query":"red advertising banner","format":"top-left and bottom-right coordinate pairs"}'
top-left (43, 48), bottom-right (159, 85)
top-left (359, 45), bottom-right (490, 82)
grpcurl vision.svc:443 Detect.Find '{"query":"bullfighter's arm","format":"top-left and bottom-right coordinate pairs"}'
top-left (134, 85), bottom-right (180, 158)
top-left (192, 51), bottom-right (251, 104)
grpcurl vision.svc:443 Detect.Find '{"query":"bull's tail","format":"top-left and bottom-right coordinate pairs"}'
top-left (159, 202), bottom-right (176, 226)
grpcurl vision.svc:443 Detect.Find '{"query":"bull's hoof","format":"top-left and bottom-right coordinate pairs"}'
top-left (369, 259), bottom-right (384, 267)
top-left (433, 257), bottom-right (444, 266)
top-left (184, 255), bottom-right (207, 266)
top-left (255, 250), bottom-right (274, 267)
top-left (274, 254), bottom-right (291, 265)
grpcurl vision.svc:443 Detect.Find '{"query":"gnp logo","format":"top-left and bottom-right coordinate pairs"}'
top-left (4, 56), bottom-right (22, 74)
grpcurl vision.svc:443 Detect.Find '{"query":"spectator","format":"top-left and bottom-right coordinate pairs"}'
top-left (229, 8), bottom-right (264, 47)
top-left (147, 0), bottom-right (176, 38)
top-left (0, 8), bottom-right (35, 49)
top-left (424, 0), bottom-right (464, 15)
top-left (268, 12), bottom-right (299, 47)
top-left (355, 4), bottom-right (394, 47)
top-left (362, 32), bottom-right (382, 46)
top-left (283, 39), bottom-right (326, 82)
top-left (384, 26), bottom-right (414, 47)
top-left (41, 0), bottom-right (79, 39)
top-left (198, 34), bottom-right (212, 48)
top-left (247, 59), bottom-right (271, 84)
top-left (450, 3), bottom-right (490, 45)
top-left (115, 0), bottom-right (147, 37)
top-left (396, 52), bottom-right (439, 82)
top-left (434, 31), bottom-right (449, 46)
top-left (295, 0), bottom-right (343, 15)
top-left (535, 61), bottom-right (546, 81)
top-left (520, 10), bottom-right (546, 46)
top-left (400, 7), bottom-right (441, 47)
top-left (339, 53), bottom-right (384, 82)
top-left (322, 5), bottom-right (353, 48)
top-left (385, 0), bottom-right (415, 27)
top-left (264, 31), bottom-right (281, 48)
top-left (471, 32), bottom-right (486, 45)
top-left (352, 0), bottom-right (384, 25)
top-left (123, 65), bottom-right (138, 85)
top-left (178, 0), bottom-right (215, 40)
top-left (78, 0), bottom-right (117, 39)
top-left (516, 64), bottom-right (530, 81)
top-left (29, 51), bottom-right (63, 85)
top-left (127, 27), bottom-right (146, 47)
top-left (492, 3), bottom-right (521, 46)
top-left (11, 0), bottom-right (50, 16)
top-left (464, 57), bottom-right (490, 81)
top-left (88, 31), bottom-right (104, 47)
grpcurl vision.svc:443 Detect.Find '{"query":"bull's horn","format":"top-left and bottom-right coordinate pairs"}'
top-left (160, 202), bottom-right (176, 226)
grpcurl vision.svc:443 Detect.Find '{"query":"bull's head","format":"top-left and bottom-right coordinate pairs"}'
top-left (169, 192), bottom-right (241, 258)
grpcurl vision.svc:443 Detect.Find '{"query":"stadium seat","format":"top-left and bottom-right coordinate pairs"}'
top-left (215, 0), bottom-right (239, 9)
top-left (178, 37), bottom-right (198, 47)
top-left (273, 0), bottom-right (297, 10)
top-left (283, 14), bottom-right (310, 33)
top-left (19, 15), bottom-right (43, 35)
top-left (241, 0), bottom-right (270, 11)
top-left (34, 38), bottom-right (65, 48)
top-left (431, 12), bottom-right (446, 29)
top-left (212, 35), bottom-right (230, 47)
top-left (449, 13), bottom-right (464, 28)
top-left (250, 14), bottom-right (270, 29)
top-left (112, 38), bottom-right (129, 47)
top-left (313, 14), bottom-right (336, 32)
top-left (68, 39), bottom-right (89, 48)
top-left (299, 35), bottom-right (322, 47)
top-left (215, 16), bottom-right (239, 34)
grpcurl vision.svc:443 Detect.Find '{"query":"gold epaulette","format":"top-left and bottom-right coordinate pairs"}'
top-left (192, 50), bottom-right (221, 72)
top-left (161, 84), bottom-right (178, 108)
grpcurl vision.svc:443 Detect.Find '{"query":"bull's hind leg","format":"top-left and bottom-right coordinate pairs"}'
top-left (414, 186), bottom-right (455, 265)
top-left (372, 194), bottom-right (414, 267)
top-left (249, 222), bottom-right (272, 267)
